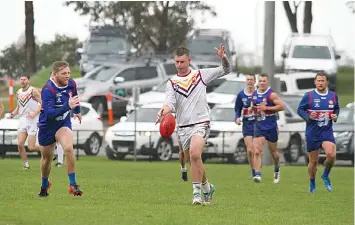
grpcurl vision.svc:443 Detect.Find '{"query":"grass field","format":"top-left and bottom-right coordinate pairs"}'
top-left (0, 157), bottom-right (353, 225)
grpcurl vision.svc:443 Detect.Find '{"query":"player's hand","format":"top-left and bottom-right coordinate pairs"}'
top-left (155, 108), bottom-right (164, 125)
top-left (256, 104), bottom-right (268, 111)
top-left (235, 118), bottom-right (242, 125)
top-left (330, 113), bottom-right (337, 122)
top-left (26, 112), bottom-right (37, 120)
top-left (74, 113), bottom-right (82, 124)
top-left (68, 93), bottom-right (80, 109)
top-left (309, 111), bottom-right (317, 120)
top-left (215, 44), bottom-right (226, 58)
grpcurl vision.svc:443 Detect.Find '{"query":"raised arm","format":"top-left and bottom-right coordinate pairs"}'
top-left (199, 44), bottom-right (231, 84)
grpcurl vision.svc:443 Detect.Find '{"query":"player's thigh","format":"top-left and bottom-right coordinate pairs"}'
top-left (17, 131), bottom-right (28, 146)
top-left (27, 135), bottom-right (37, 148)
top-left (243, 136), bottom-right (254, 152)
top-left (55, 127), bottom-right (73, 150)
top-left (41, 142), bottom-right (56, 158)
top-left (322, 141), bottom-right (336, 157)
top-left (308, 150), bottom-right (319, 163)
top-left (253, 137), bottom-right (265, 153)
top-left (189, 124), bottom-right (209, 155)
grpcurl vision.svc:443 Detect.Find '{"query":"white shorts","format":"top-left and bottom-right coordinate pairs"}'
top-left (177, 122), bottom-right (210, 151)
top-left (18, 117), bottom-right (38, 136)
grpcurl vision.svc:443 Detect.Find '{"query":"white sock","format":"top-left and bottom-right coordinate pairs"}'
top-left (57, 143), bottom-right (64, 164)
top-left (181, 166), bottom-right (187, 172)
top-left (23, 160), bottom-right (29, 167)
top-left (192, 182), bottom-right (201, 195)
top-left (202, 180), bottom-right (210, 194)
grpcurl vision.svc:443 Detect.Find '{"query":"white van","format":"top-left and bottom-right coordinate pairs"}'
top-left (281, 34), bottom-right (341, 91)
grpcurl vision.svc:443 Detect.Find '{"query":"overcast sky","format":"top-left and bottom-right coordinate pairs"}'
top-left (0, 0), bottom-right (353, 63)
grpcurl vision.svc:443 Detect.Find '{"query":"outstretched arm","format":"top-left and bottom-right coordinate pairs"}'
top-left (156, 81), bottom-right (176, 124)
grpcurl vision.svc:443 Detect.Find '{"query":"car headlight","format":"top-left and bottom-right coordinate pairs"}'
top-left (145, 131), bottom-right (151, 137)
top-left (77, 87), bottom-right (86, 94)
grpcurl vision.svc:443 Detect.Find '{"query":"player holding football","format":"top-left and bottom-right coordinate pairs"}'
top-left (234, 74), bottom-right (256, 178)
top-left (297, 72), bottom-right (339, 193)
top-left (37, 61), bottom-right (83, 197)
top-left (249, 73), bottom-right (284, 183)
top-left (156, 45), bottom-right (231, 205)
top-left (10, 75), bottom-right (42, 169)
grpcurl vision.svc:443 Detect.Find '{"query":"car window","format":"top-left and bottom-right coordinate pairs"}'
top-left (210, 107), bottom-right (235, 122)
top-left (117, 68), bottom-right (136, 82)
top-left (188, 36), bottom-right (230, 55)
top-left (71, 105), bottom-right (90, 117)
top-left (337, 108), bottom-right (354, 124)
top-left (281, 81), bottom-right (287, 92)
top-left (135, 66), bottom-right (158, 80)
top-left (126, 108), bottom-right (158, 122)
top-left (213, 80), bottom-right (245, 94)
top-left (163, 63), bottom-right (177, 76)
top-left (296, 78), bottom-right (315, 90)
top-left (87, 66), bottom-right (118, 82)
top-left (292, 45), bottom-right (331, 59)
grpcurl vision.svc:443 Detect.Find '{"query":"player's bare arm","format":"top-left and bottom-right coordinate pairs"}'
top-left (156, 104), bottom-right (172, 124)
top-left (258, 93), bottom-right (284, 112)
top-left (215, 44), bottom-right (230, 69)
top-left (10, 105), bottom-right (19, 118)
top-left (26, 88), bottom-right (42, 119)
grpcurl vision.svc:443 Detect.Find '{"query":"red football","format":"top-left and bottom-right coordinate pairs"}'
top-left (159, 114), bottom-right (176, 138)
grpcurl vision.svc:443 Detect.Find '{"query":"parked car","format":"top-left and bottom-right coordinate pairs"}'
top-left (281, 34), bottom-right (341, 91)
top-left (204, 96), bottom-right (306, 163)
top-left (275, 72), bottom-right (317, 96)
top-left (0, 102), bottom-right (104, 156)
top-left (76, 25), bottom-right (135, 76)
top-left (74, 59), bottom-right (170, 117)
top-left (105, 103), bottom-right (180, 161)
top-left (316, 105), bottom-right (354, 165)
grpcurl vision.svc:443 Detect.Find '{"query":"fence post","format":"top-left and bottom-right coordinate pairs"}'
top-left (106, 93), bottom-right (114, 126)
top-left (9, 78), bottom-right (14, 111)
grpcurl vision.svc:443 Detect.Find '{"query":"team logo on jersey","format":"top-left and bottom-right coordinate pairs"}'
top-left (329, 100), bottom-right (333, 105)
top-left (172, 83), bottom-right (179, 92)
top-left (191, 75), bottom-right (198, 85)
top-left (262, 98), bottom-right (267, 102)
top-left (68, 91), bottom-right (73, 96)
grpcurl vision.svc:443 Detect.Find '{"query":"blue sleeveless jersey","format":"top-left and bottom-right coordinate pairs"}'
top-left (297, 89), bottom-right (339, 138)
top-left (251, 87), bottom-right (277, 130)
top-left (234, 89), bottom-right (255, 121)
top-left (38, 78), bottom-right (80, 130)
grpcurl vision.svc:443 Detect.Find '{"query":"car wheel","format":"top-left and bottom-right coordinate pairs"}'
top-left (91, 98), bottom-right (105, 117)
top-left (105, 146), bottom-right (126, 160)
top-left (284, 137), bottom-right (302, 163)
top-left (156, 138), bottom-right (173, 161)
top-left (227, 141), bottom-right (247, 164)
top-left (84, 133), bottom-right (102, 155)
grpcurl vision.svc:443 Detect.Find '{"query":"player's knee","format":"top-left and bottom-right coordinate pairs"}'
top-left (326, 151), bottom-right (336, 160)
top-left (189, 151), bottom-right (201, 162)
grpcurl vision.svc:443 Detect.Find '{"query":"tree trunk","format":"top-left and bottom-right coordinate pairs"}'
top-left (303, 1), bottom-right (313, 33)
top-left (25, 1), bottom-right (37, 75)
top-left (283, 1), bottom-right (298, 33)
top-left (157, 1), bottom-right (170, 53)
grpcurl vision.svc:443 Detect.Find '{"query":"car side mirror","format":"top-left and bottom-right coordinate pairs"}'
top-left (335, 54), bottom-right (341, 60)
top-left (114, 76), bottom-right (125, 83)
top-left (76, 48), bottom-right (84, 55)
top-left (120, 116), bottom-right (127, 123)
top-left (281, 53), bottom-right (287, 58)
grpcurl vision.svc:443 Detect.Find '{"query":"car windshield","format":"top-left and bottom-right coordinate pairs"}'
top-left (284, 98), bottom-right (302, 113)
top-left (163, 63), bottom-right (177, 76)
top-left (126, 108), bottom-right (159, 123)
top-left (210, 107), bottom-right (235, 122)
top-left (87, 37), bottom-right (128, 55)
top-left (188, 36), bottom-right (229, 55)
top-left (292, 45), bottom-right (331, 59)
top-left (86, 66), bottom-right (118, 82)
top-left (213, 80), bottom-right (245, 94)
top-left (337, 108), bottom-right (354, 124)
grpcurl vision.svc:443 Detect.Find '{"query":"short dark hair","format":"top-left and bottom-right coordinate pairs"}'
top-left (52, 61), bottom-right (69, 73)
top-left (315, 71), bottom-right (328, 81)
top-left (20, 75), bottom-right (30, 80)
top-left (246, 74), bottom-right (256, 80)
top-left (174, 46), bottom-right (190, 57)
top-left (259, 73), bottom-right (269, 79)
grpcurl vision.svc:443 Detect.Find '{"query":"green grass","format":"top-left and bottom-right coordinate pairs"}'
top-left (0, 157), bottom-right (353, 225)
top-left (336, 67), bottom-right (354, 106)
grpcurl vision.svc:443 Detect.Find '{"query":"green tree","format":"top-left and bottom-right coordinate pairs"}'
top-left (65, 1), bottom-right (216, 53)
